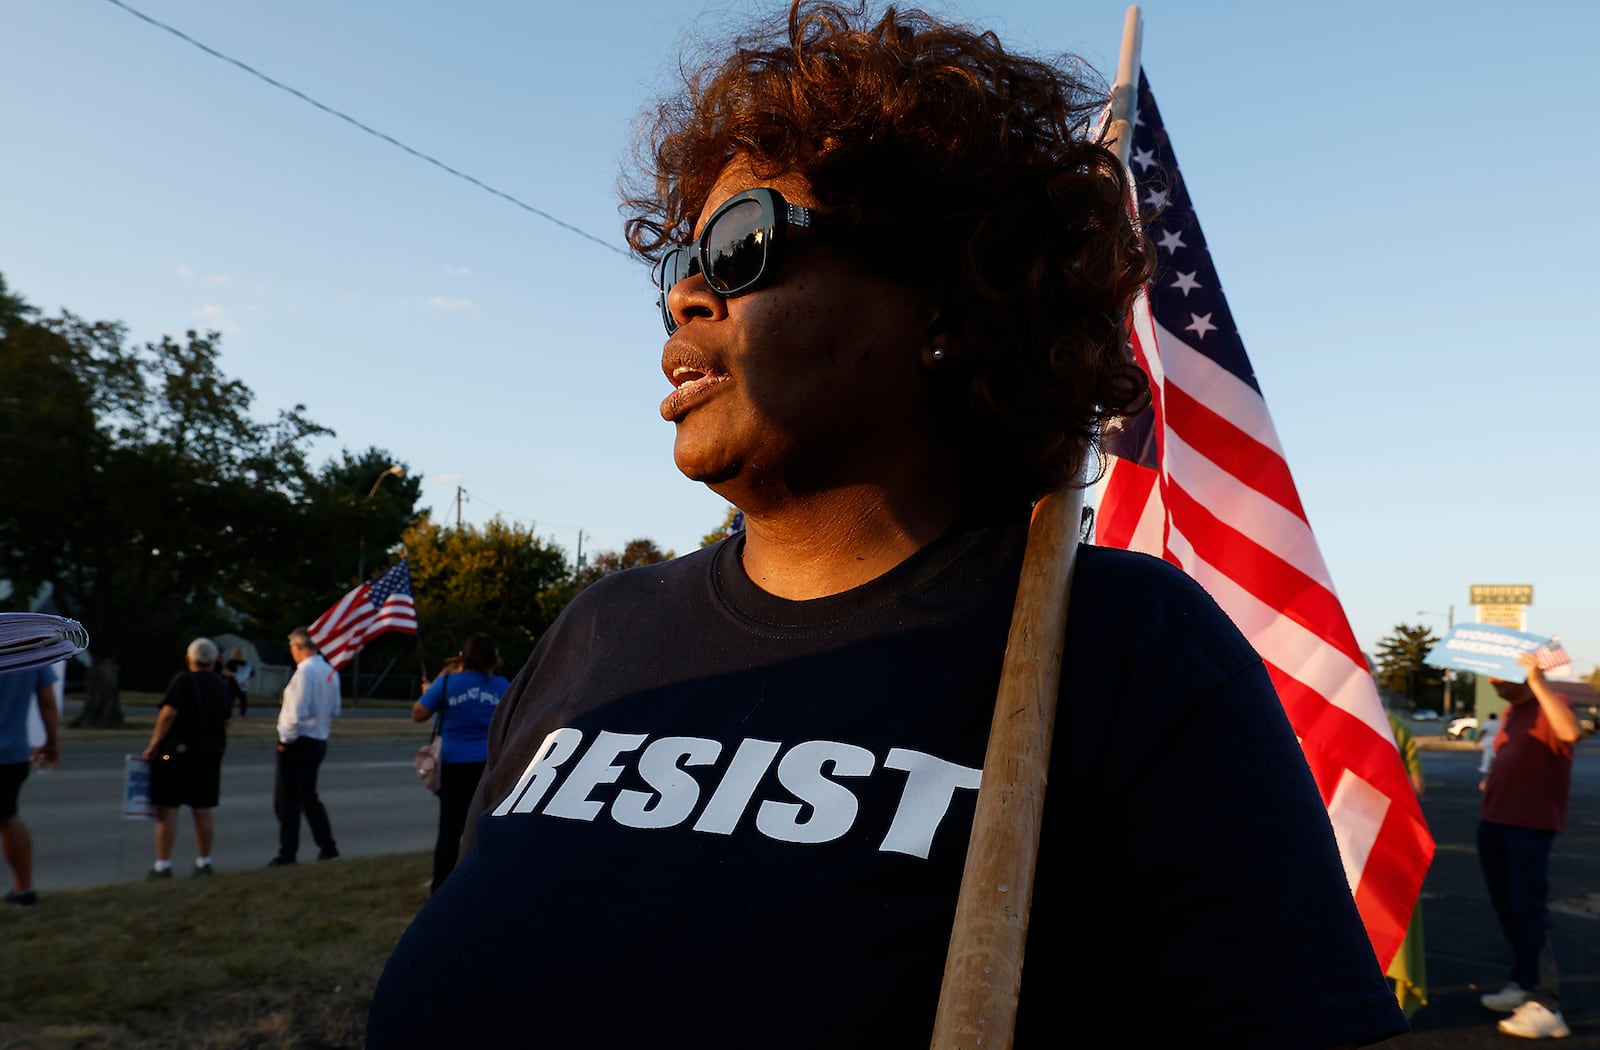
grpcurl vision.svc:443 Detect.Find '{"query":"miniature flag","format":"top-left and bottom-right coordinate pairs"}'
top-left (308, 558), bottom-right (418, 670)
top-left (1095, 71), bottom-right (1434, 970)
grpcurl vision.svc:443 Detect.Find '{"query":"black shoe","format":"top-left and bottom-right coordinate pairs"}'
top-left (3, 889), bottom-right (38, 907)
top-left (266, 856), bottom-right (297, 868)
top-left (146, 867), bottom-right (174, 881)
top-left (316, 849), bottom-right (340, 861)
top-left (192, 862), bottom-right (214, 877)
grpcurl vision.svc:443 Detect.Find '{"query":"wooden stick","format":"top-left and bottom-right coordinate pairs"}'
top-left (928, 9), bottom-right (1142, 1048)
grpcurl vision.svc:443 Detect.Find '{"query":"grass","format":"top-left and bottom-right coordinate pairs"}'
top-left (0, 851), bottom-right (431, 1049)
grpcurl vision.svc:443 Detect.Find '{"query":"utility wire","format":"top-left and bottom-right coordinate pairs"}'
top-left (102, 0), bottom-right (631, 258)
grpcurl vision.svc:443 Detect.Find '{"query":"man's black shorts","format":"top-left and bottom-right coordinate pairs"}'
top-left (0, 761), bottom-right (29, 821)
top-left (149, 750), bottom-right (222, 809)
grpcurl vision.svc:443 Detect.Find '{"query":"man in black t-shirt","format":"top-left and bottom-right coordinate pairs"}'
top-left (141, 637), bottom-right (232, 878)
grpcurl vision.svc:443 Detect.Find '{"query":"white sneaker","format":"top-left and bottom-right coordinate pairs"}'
top-left (1482, 983), bottom-right (1531, 1012)
top-left (1498, 1001), bottom-right (1571, 1039)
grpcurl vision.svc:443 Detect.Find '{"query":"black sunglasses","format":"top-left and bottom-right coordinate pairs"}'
top-left (657, 187), bottom-right (820, 334)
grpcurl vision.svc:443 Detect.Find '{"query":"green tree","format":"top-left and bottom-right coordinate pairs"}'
top-left (401, 516), bottom-right (574, 678)
top-left (576, 539), bottom-right (674, 592)
top-left (248, 447), bottom-right (425, 641)
top-left (0, 276), bottom-right (332, 724)
top-left (1375, 624), bottom-right (1444, 708)
top-left (701, 506), bottom-right (744, 547)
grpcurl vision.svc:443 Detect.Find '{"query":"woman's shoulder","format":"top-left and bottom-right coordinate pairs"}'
top-left (1071, 544), bottom-right (1259, 676)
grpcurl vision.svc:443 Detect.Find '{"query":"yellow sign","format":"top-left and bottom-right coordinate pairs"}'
top-left (1477, 605), bottom-right (1527, 630)
top-left (1470, 584), bottom-right (1533, 606)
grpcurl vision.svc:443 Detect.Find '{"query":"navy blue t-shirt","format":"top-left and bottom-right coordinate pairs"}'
top-left (368, 523), bottom-right (1404, 1048)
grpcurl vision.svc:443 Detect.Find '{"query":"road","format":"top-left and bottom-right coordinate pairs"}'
top-left (21, 734), bottom-right (435, 889)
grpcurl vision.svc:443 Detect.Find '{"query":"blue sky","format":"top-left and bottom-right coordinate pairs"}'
top-left (4, 0), bottom-right (1597, 674)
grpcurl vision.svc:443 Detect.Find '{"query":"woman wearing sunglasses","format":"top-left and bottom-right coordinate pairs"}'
top-left (369, 5), bottom-right (1404, 1047)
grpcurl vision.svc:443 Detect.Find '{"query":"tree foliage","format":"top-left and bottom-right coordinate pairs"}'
top-left (0, 274), bottom-right (682, 716)
top-left (574, 538), bottom-right (674, 593)
top-left (401, 517), bottom-right (574, 678)
top-left (1375, 623), bottom-right (1445, 708)
top-left (701, 506), bottom-right (744, 548)
top-left (1, 277), bottom-right (338, 722)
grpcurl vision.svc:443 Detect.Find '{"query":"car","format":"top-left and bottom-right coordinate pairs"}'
top-left (1410, 709), bottom-right (1441, 721)
top-left (1447, 717), bottom-right (1478, 740)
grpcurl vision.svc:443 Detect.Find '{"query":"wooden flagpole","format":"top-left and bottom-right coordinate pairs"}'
top-left (928, 8), bottom-right (1142, 1048)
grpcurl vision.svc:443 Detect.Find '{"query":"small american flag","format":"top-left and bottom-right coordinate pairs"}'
top-left (308, 558), bottom-right (418, 670)
top-left (1094, 71), bottom-right (1434, 970)
top-left (1534, 639), bottom-right (1571, 674)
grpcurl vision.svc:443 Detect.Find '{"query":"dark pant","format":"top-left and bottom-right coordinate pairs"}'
top-left (433, 761), bottom-right (486, 892)
top-left (1477, 819), bottom-right (1560, 1003)
top-left (275, 737), bottom-right (336, 861)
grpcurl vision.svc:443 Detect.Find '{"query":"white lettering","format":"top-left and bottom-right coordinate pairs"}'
top-left (492, 727), bottom-right (583, 816)
top-left (612, 736), bottom-right (723, 829)
top-left (543, 730), bottom-right (649, 821)
top-left (757, 740), bottom-right (874, 844)
top-left (693, 738), bottom-right (782, 835)
top-left (879, 748), bottom-right (983, 859)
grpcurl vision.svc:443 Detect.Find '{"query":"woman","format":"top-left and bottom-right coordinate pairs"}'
top-left (411, 634), bottom-right (506, 892)
top-left (370, 5), bottom-right (1404, 1046)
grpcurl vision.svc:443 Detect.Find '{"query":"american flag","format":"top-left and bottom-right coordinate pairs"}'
top-left (307, 558), bottom-right (418, 670)
top-left (1094, 71), bottom-right (1434, 969)
top-left (1534, 639), bottom-right (1571, 674)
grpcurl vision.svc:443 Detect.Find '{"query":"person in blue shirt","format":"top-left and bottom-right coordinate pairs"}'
top-left (1, 665), bottom-right (59, 907)
top-left (412, 632), bottom-right (507, 892)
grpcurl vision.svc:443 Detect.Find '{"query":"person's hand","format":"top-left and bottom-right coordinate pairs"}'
top-left (141, 742), bottom-right (157, 762)
top-left (1517, 651), bottom-right (1543, 680)
top-left (31, 739), bottom-right (58, 771)
top-left (1478, 778), bottom-right (1487, 793)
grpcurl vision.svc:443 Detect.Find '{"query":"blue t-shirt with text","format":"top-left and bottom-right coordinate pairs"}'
top-left (419, 671), bottom-right (507, 764)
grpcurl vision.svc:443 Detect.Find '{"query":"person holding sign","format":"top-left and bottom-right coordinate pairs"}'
top-left (368, 4), bottom-right (1403, 1046)
top-left (1476, 651), bottom-right (1581, 1039)
top-left (141, 638), bottom-right (232, 878)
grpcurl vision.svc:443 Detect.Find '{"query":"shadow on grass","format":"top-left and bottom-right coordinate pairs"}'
top-left (0, 852), bottom-right (430, 1049)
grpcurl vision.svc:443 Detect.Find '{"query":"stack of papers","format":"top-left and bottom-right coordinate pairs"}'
top-left (0, 612), bottom-right (89, 674)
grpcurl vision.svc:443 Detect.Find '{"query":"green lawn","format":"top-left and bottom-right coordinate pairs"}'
top-left (0, 852), bottom-right (431, 1049)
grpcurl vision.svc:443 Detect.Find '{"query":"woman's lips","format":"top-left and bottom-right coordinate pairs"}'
top-left (659, 366), bottom-right (730, 421)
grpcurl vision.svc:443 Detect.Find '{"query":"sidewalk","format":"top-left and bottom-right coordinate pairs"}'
top-left (1387, 735), bottom-right (1599, 1046)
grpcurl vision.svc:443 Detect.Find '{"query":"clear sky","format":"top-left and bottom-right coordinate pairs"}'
top-left (4, 0), bottom-right (1597, 675)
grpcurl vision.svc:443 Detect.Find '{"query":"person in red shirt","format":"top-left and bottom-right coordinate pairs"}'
top-left (1477, 651), bottom-right (1581, 1039)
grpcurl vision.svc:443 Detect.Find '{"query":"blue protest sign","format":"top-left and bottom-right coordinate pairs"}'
top-left (1423, 623), bottom-right (1565, 679)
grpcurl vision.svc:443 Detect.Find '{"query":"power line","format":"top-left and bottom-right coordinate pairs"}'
top-left (102, 0), bottom-right (631, 258)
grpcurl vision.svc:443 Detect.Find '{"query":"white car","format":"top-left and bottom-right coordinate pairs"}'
top-left (1447, 717), bottom-right (1478, 739)
top-left (1410, 709), bottom-right (1441, 721)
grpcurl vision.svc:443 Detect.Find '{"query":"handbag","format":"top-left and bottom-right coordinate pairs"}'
top-left (413, 674), bottom-right (447, 793)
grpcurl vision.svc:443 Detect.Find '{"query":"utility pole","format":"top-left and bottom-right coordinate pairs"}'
top-left (455, 486), bottom-right (463, 530)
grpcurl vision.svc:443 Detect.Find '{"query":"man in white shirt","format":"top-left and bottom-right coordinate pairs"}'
top-left (269, 628), bottom-right (341, 866)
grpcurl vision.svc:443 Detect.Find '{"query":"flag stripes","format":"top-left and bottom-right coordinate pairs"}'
top-left (308, 558), bottom-right (418, 670)
top-left (1094, 70), bottom-right (1433, 968)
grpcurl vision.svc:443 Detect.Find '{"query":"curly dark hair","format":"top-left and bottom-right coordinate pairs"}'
top-left (623, 1), bottom-right (1152, 503)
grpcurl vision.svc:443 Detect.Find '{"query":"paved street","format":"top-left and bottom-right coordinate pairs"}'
top-left (21, 733), bottom-right (434, 889)
top-left (1389, 735), bottom-right (1600, 1046)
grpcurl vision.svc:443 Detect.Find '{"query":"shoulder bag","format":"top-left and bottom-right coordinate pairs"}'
top-left (413, 674), bottom-right (447, 793)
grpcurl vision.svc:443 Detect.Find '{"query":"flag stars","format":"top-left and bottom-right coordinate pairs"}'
top-left (1132, 147), bottom-right (1156, 172)
top-left (1144, 187), bottom-right (1169, 209)
top-left (1171, 271), bottom-right (1201, 295)
top-left (1155, 228), bottom-right (1186, 253)
top-left (1185, 312), bottom-right (1217, 339)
